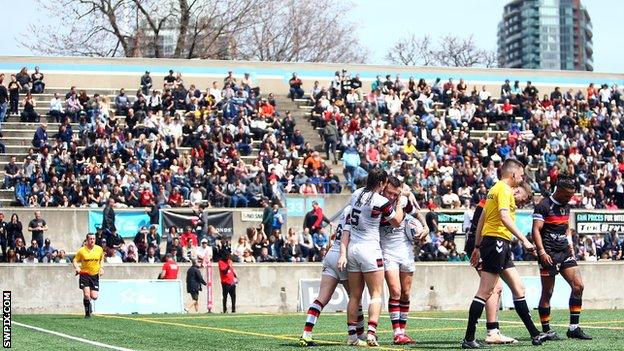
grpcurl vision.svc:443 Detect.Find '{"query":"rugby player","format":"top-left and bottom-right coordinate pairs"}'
top-left (379, 177), bottom-right (426, 345)
top-left (532, 175), bottom-right (592, 340)
top-left (299, 205), bottom-right (365, 346)
top-left (462, 159), bottom-right (548, 348)
top-left (464, 182), bottom-right (533, 345)
top-left (338, 168), bottom-right (404, 347)
top-left (72, 233), bottom-right (105, 318)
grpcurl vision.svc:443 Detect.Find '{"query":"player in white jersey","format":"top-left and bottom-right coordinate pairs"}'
top-left (338, 168), bottom-right (404, 347)
top-left (379, 177), bottom-right (427, 345)
top-left (299, 205), bottom-right (365, 346)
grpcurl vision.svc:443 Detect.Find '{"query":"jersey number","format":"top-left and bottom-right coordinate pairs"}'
top-left (350, 209), bottom-right (362, 226)
top-left (335, 224), bottom-right (342, 241)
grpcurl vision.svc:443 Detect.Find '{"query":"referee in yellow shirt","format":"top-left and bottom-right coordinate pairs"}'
top-left (72, 233), bottom-right (104, 318)
top-left (462, 159), bottom-right (547, 349)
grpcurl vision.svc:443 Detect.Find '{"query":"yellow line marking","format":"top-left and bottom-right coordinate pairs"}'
top-left (278, 326), bottom-right (484, 337)
top-left (581, 320), bottom-right (624, 325)
top-left (497, 319), bottom-right (624, 331)
top-left (98, 314), bottom-right (410, 351)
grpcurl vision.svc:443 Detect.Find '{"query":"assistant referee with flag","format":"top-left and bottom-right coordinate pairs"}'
top-left (72, 233), bottom-right (104, 318)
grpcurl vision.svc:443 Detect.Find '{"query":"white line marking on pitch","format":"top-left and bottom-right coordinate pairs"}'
top-left (13, 321), bottom-right (136, 351)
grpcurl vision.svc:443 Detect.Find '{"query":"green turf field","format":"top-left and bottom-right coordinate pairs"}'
top-left (10, 309), bottom-right (624, 350)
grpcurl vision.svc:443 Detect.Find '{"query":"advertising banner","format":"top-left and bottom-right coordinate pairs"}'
top-left (93, 279), bottom-right (184, 314)
top-left (299, 279), bottom-right (386, 312)
top-left (575, 212), bottom-right (624, 234)
top-left (161, 210), bottom-right (233, 237)
top-left (88, 210), bottom-right (151, 238)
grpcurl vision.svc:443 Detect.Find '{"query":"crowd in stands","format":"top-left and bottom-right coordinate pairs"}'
top-left (303, 70), bottom-right (624, 212)
top-left (1, 67), bottom-right (346, 210)
top-left (2, 64), bottom-right (624, 264)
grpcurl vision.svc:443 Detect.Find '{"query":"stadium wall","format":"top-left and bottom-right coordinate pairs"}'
top-left (0, 262), bottom-right (621, 314)
top-left (1, 56), bottom-right (623, 96)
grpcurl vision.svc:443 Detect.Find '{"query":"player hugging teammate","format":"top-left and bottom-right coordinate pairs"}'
top-left (299, 169), bottom-right (427, 347)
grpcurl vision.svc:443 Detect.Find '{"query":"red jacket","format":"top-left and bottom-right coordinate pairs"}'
top-left (218, 259), bottom-right (236, 285)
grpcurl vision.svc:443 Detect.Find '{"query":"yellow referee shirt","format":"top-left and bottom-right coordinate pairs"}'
top-left (73, 245), bottom-right (104, 275)
top-left (482, 180), bottom-right (516, 241)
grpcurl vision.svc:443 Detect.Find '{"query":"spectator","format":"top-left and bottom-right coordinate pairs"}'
top-left (27, 210), bottom-right (48, 247)
top-left (23, 250), bottom-right (38, 264)
top-left (241, 249), bottom-right (256, 263)
top-left (232, 235), bottom-right (250, 263)
top-left (256, 246), bottom-right (276, 262)
top-left (289, 72), bottom-right (304, 100)
top-left (39, 238), bottom-right (55, 262)
top-left (303, 201), bottom-right (330, 235)
top-left (186, 258), bottom-right (207, 313)
top-left (105, 246), bottom-right (123, 263)
top-left (282, 233), bottom-right (303, 262)
top-left (196, 238), bottom-right (212, 265)
top-left (55, 250), bottom-right (71, 263)
top-left (31, 66), bottom-right (45, 94)
top-left (124, 242), bottom-right (139, 263)
top-left (14, 237), bottom-right (27, 262)
top-left (7, 74), bottom-right (19, 116)
top-left (140, 71), bottom-right (152, 94)
top-left (21, 93), bottom-right (39, 122)
top-left (32, 122), bottom-right (48, 149)
top-left (102, 198), bottom-right (116, 235)
top-left (16, 67), bottom-right (31, 93)
top-left (261, 199), bottom-right (274, 238)
top-left (0, 74), bottom-right (8, 123)
top-left (141, 246), bottom-right (161, 263)
top-left (49, 92), bottom-right (65, 123)
top-left (115, 88), bottom-right (131, 116)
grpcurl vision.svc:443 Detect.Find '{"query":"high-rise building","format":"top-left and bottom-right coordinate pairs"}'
top-left (497, 0), bottom-right (593, 71)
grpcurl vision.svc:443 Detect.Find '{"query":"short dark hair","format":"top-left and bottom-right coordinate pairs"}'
top-left (387, 176), bottom-right (402, 188)
top-left (557, 175), bottom-right (576, 190)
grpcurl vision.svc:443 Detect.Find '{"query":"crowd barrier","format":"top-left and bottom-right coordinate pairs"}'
top-left (0, 262), bottom-right (621, 314)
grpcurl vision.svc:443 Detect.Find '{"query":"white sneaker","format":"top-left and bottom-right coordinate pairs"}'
top-left (366, 334), bottom-right (379, 347)
top-left (347, 337), bottom-right (368, 346)
top-left (485, 330), bottom-right (518, 344)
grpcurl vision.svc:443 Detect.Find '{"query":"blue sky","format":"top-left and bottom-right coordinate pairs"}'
top-left (1, 0), bottom-right (622, 73)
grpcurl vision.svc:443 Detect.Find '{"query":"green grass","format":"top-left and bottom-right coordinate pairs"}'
top-left (10, 309), bottom-right (624, 350)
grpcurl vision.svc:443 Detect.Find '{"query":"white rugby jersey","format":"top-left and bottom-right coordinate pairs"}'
top-left (329, 205), bottom-right (351, 253)
top-left (348, 187), bottom-right (396, 244)
top-left (380, 196), bottom-right (417, 251)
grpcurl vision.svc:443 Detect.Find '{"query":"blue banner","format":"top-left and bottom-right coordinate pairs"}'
top-left (515, 211), bottom-right (533, 237)
top-left (88, 211), bottom-right (151, 238)
top-left (93, 279), bottom-right (184, 314)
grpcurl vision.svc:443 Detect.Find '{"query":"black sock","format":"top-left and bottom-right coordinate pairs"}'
top-left (486, 322), bottom-right (499, 331)
top-left (465, 297), bottom-right (486, 342)
top-left (83, 298), bottom-right (90, 315)
top-left (569, 296), bottom-right (582, 326)
top-left (538, 306), bottom-right (551, 332)
top-left (513, 297), bottom-right (540, 337)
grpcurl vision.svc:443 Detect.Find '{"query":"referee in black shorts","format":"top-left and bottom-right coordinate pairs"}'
top-left (72, 233), bottom-right (104, 318)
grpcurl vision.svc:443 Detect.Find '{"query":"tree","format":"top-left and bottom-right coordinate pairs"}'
top-left (21, 0), bottom-right (366, 63)
top-left (385, 33), bottom-right (497, 68)
top-left (21, 0), bottom-right (258, 59)
top-left (218, 0), bottom-right (367, 63)
top-left (385, 34), bottom-right (435, 66)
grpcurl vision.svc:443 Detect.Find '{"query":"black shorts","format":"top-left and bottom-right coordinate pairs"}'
top-left (190, 292), bottom-right (199, 301)
top-left (79, 274), bottom-right (100, 291)
top-left (480, 236), bottom-right (514, 274)
top-left (539, 249), bottom-right (577, 277)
